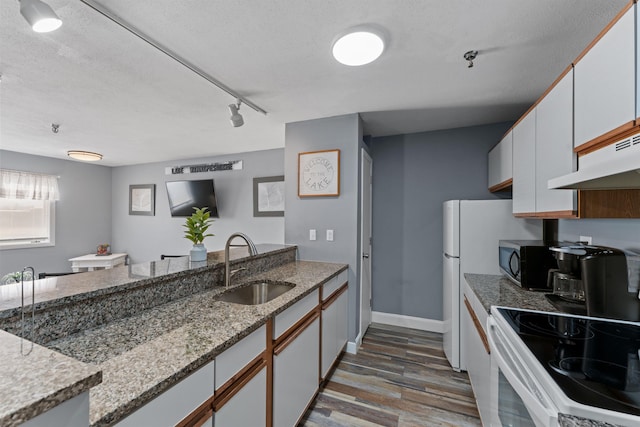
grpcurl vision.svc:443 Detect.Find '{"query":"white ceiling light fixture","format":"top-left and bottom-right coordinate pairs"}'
top-left (67, 151), bottom-right (103, 162)
top-left (228, 100), bottom-right (244, 128)
top-left (332, 26), bottom-right (386, 66)
top-left (19, 0), bottom-right (62, 33)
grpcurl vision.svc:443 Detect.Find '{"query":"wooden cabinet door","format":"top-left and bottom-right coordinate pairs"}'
top-left (574, 5), bottom-right (635, 149)
top-left (512, 111), bottom-right (537, 214)
top-left (535, 69), bottom-right (576, 215)
top-left (273, 317), bottom-right (320, 427)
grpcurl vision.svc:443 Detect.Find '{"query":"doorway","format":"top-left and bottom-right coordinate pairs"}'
top-left (359, 148), bottom-right (373, 346)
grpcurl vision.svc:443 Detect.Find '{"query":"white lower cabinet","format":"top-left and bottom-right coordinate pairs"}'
top-left (115, 360), bottom-right (215, 427)
top-left (321, 288), bottom-right (348, 379)
top-left (463, 282), bottom-right (490, 426)
top-left (213, 366), bottom-right (266, 427)
top-left (22, 392), bottom-right (90, 427)
top-left (273, 316), bottom-right (320, 427)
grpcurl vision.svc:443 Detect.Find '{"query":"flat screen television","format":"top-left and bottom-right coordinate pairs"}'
top-left (165, 179), bottom-right (219, 217)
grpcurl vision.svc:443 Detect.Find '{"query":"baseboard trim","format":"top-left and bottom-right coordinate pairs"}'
top-left (372, 311), bottom-right (444, 333)
top-left (345, 341), bottom-right (358, 355)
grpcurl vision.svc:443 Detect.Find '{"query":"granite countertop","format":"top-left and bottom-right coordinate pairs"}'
top-left (464, 273), bottom-right (559, 314)
top-left (45, 260), bottom-right (346, 426)
top-left (0, 244), bottom-right (293, 316)
top-left (0, 329), bottom-right (101, 427)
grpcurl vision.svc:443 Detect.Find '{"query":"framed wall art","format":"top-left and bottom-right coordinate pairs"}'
top-left (129, 184), bottom-right (155, 216)
top-left (253, 176), bottom-right (285, 217)
top-left (298, 149), bottom-right (340, 197)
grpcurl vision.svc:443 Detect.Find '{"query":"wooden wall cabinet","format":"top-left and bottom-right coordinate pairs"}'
top-left (574, 4), bottom-right (636, 151)
top-left (488, 131), bottom-right (513, 192)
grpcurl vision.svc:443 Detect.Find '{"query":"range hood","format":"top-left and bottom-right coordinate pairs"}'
top-left (548, 132), bottom-right (640, 190)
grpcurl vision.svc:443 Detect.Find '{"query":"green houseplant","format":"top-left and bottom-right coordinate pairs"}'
top-left (183, 207), bottom-right (214, 261)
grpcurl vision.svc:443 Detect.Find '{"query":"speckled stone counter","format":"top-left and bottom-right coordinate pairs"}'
top-left (39, 260), bottom-right (346, 426)
top-left (464, 273), bottom-right (559, 314)
top-left (0, 329), bottom-right (101, 427)
top-left (559, 414), bottom-right (623, 427)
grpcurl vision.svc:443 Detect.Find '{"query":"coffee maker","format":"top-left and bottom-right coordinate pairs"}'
top-left (548, 245), bottom-right (640, 322)
top-left (547, 245), bottom-right (586, 303)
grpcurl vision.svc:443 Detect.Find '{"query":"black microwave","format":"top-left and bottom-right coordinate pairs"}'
top-left (498, 240), bottom-right (556, 290)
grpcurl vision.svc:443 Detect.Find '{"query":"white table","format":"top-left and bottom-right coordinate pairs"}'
top-left (69, 253), bottom-right (127, 272)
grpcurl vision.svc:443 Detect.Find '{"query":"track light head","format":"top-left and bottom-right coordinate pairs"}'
top-left (228, 100), bottom-right (244, 128)
top-left (20, 0), bottom-right (62, 33)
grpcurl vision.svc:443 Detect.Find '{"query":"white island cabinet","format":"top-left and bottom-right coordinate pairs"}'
top-left (321, 270), bottom-right (348, 379)
top-left (115, 360), bottom-right (215, 427)
top-left (273, 289), bottom-right (320, 427)
top-left (212, 324), bottom-right (267, 427)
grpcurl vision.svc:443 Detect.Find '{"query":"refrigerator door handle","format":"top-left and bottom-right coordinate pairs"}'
top-left (444, 253), bottom-right (459, 259)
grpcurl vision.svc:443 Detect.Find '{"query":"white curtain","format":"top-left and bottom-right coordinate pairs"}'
top-left (0, 169), bottom-right (60, 201)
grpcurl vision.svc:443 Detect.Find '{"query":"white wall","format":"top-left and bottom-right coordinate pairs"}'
top-left (0, 150), bottom-right (112, 275)
top-left (111, 149), bottom-right (284, 264)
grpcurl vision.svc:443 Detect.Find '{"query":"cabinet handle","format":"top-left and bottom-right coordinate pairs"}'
top-left (362, 253), bottom-right (369, 259)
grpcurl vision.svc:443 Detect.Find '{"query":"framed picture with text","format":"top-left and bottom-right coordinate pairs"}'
top-left (298, 149), bottom-right (340, 197)
top-left (129, 184), bottom-right (155, 216)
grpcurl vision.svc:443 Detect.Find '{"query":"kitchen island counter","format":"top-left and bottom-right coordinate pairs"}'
top-left (47, 260), bottom-right (346, 426)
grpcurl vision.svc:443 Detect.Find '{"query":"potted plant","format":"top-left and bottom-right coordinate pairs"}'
top-left (183, 207), bottom-right (214, 262)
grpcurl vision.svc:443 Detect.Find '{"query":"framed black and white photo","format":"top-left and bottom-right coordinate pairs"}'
top-left (129, 184), bottom-right (155, 216)
top-left (253, 176), bottom-right (285, 217)
top-left (298, 149), bottom-right (340, 197)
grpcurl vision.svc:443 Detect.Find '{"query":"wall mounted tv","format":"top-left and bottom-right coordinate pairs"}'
top-left (165, 179), bottom-right (219, 217)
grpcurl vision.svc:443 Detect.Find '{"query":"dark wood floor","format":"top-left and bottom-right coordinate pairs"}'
top-left (299, 323), bottom-right (482, 427)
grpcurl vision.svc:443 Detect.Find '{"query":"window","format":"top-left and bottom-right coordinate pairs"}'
top-left (0, 169), bottom-right (58, 250)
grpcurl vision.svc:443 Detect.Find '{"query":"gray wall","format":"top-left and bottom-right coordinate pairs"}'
top-left (284, 114), bottom-right (362, 341)
top-left (558, 219), bottom-right (640, 252)
top-left (111, 149), bottom-right (285, 264)
top-left (0, 150), bottom-right (112, 275)
top-left (369, 122), bottom-right (512, 321)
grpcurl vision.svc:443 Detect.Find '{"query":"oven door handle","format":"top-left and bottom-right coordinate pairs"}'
top-left (487, 317), bottom-right (558, 427)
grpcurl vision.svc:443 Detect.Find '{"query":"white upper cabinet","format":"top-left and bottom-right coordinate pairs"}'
top-left (488, 131), bottom-right (513, 191)
top-left (512, 111), bottom-right (536, 214)
top-left (574, 5), bottom-right (635, 149)
top-left (535, 70), bottom-right (576, 213)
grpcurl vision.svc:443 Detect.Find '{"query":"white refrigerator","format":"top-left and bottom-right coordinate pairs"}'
top-left (442, 199), bottom-right (541, 371)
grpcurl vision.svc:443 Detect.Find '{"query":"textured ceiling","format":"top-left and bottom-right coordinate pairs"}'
top-left (0, 0), bottom-right (629, 166)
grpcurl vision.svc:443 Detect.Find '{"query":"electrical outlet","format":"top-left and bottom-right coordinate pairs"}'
top-left (580, 235), bottom-right (593, 245)
top-left (326, 229), bottom-right (334, 241)
top-left (309, 229), bottom-right (316, 241)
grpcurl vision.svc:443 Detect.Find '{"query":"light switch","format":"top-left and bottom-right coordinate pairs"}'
top-left (310, 229), bottom-right (316, 241)
top-left (326, 229), bottom-right (334, 241)
top-left (580, 235), bottom-right (593, 245)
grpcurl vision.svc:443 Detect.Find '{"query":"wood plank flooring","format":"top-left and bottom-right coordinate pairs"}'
top-left (299, 323), bottom-right (482, 427)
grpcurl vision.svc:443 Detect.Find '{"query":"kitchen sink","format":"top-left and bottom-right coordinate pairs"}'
top-left (218, 280), bottom-right (296, 305)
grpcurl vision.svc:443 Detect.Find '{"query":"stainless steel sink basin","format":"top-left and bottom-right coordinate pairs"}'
top-left (218, 281), bottom-right (296, 305)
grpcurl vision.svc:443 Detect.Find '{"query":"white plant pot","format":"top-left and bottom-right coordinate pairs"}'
top-left (190, 244), bottom-right (207, 262)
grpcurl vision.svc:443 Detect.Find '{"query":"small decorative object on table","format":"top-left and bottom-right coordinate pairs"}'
top-left (96, 244), bottom-right (111, 256)
top-left (183, 207), bottom-right (214, 262)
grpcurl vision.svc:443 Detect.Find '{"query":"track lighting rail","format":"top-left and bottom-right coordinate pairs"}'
top-left (78, 0), bottom-right (267, 115)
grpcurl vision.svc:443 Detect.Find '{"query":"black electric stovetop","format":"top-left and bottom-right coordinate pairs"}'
top-left (498, 307), bottom-right (640, 416)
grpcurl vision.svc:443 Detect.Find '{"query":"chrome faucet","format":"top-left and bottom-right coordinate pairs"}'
top-left (224, 232), bottom-right (258, 288)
